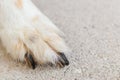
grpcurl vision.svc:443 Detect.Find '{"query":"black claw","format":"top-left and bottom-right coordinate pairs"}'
top-left (25, 53), bottom-right (37, 69)
top-left (58, 59), bottom-right (65, 67)
top-left (58, 52), bottom-right (69, 66)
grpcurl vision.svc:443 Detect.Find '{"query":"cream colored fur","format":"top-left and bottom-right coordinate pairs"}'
top-left (0, 0), bottom-right (69, 64)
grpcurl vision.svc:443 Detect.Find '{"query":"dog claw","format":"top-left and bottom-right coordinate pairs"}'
top-left (59, 52), bottom-right (69, 65)
top-left (25, 53), bottom-right (37, 69)
top-left (58, 52), bottom-right (69, 67)
top-left (57, 58), bottom-right (65, 68)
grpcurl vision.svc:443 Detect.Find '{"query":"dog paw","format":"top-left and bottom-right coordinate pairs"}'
top-left (0, 0), bottom-right (70, 69)
top-left (0, 26), bottom-right (69, 69)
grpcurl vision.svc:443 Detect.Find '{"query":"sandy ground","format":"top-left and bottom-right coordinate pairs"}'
top-left (1, 0), bottom-right (120, 80)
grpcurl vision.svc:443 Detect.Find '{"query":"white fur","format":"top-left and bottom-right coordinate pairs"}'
top-left (0, 0), bottom-right (68, 64)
